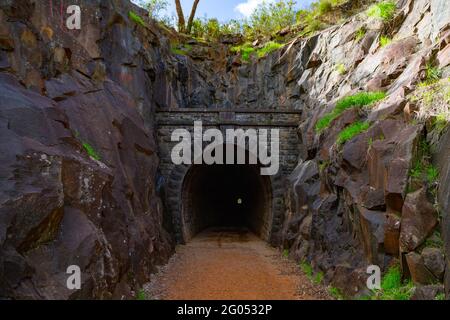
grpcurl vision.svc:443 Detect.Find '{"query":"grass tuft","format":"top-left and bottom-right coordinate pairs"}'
top-left (231, 42), bottom-right (256, 62)
top-left (367, 1), bottom-right (396, 21)
top-left (419, 63), bottom-right (442, 87)
top-left (371, 265), bottom-right (415, 300)
top-left (232, 41), bottom-right (283, 61)
top-left (129, 11), bottom-right (146, 27)
top-left (314, 272), bottom-right (324, 284)
top-left (337, 121), bottom-right (370, 145)
top-left (136, 289), bottom-right (147, 300)
top-left (257, 41), bottom-right (283, 58)
top-left (380, 35), bottom-right (392, 47)
top-left (409, 160), bottom-right (439, 184)
top-left (315, 91), bottom-right (386, 132)
top-left (82, 142), bottom-right (101, 161)
top-left (299, 260), bottom-right (313, 278)
top-left (336, 63), bottom-right (347, 75)
top-left (355, 27), bottom-right (366, 42)
top-left (329, 287), bottom-right (344, 300)
top-left (435, 293), bottom-right (446, 300)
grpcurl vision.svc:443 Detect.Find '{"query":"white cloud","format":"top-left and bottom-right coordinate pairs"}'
top-left (235, 0), bottom-right (274, 17)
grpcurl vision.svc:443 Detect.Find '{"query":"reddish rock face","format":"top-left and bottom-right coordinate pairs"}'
top-left (359, 208), bottom-right (386, 265)
top-left (0, 1), bottom-right (174, 299)
top-left (384, 213), bottom-right (401, 256)
top-left (400, 189), bottom-right (438, 253)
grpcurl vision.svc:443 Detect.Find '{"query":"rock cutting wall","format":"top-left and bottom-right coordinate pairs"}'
top-left (0, 0), bottom-right (177, 299)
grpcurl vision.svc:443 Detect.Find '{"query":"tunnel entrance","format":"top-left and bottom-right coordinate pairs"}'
top-left (181, 151), bottom-right (272, 242)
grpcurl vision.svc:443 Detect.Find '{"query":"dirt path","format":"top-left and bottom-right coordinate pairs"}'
top-left (145, 228), bottom-right (330, 300)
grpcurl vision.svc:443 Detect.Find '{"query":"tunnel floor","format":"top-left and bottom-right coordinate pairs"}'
top-left (145, 228), bottom-right (331, 300)
top-left (181, 163), bottom-right (272, 241)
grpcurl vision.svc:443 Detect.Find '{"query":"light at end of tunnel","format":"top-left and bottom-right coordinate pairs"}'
top-left (237, 198), bottom-right (242, 205)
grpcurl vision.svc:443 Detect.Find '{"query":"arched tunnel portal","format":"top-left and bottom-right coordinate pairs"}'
top-left (180, 152), bottom-right (273, 241)
top-left (156, 108), bottom-right (302, 244)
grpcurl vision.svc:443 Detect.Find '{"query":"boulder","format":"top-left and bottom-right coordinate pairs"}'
top-left (359, 208), bottom-right (386, 265)
top-left (411, 284), bottom-right (445, 300)
top-left (400, 189), bottom-right (438, 252)
top-left (360, 186), bottom-right (386, 211)
top-left (421, 247), bottom-right (445, 280)
top-left (405, 252), bottom-right (438, 285)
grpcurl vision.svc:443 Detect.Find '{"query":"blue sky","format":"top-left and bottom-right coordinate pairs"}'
top-left (134, 0), bottom-right (316, 22)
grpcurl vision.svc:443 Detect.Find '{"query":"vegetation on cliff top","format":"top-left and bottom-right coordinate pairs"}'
top-left (139, 0), bottom-right (387, 54)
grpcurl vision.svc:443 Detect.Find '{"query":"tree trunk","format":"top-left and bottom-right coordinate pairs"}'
top-left (186, 0), bottom-right (200, 34)
top-left (174, 0), bottom-right (186, 33)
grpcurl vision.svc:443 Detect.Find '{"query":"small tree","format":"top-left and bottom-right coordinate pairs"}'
top-left (146, 0), bottom-right (169, 19)
top-left (174, 0), bottom-right (186, 32)
top-left (174, 0), bottom-right (201, 34)
top-left (186, 0), bottom-right (201, 34)
top-left (248, 0), bottom-right (297, 39)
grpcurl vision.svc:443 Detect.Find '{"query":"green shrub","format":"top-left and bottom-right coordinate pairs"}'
top-left (424, 231), bottom-right (444, 248)
top-left (282, 249), bottom-right (289, 258)
top-left (299, 14), bottom-right (323, 36)
top-left (381, 265), bottom-right (402, 291)
top-left (314, 272), bottom-right (324, 284)
top-left (136, 289), bottom-right (147, 300)
top-left (435, 293), bottom-right (446, 300)
top-left (247, 0), bottom-right (297, 39)
top-left (317, 0), bottom-right (333, 15)
top-left (300, 260), bottom-right (313, 278)
top-left (329, 287), bottom-right (344, 300)
top-left (257, 41), bottom-right (284, 58)
top-left (336, 63), bottom-right (347, 75)
top-left (129, 11), bottom-right (146, 27)
top-left (315, 91), bottom-right (386, 132)
top-left (355, 27), bottom-right (366, 42)
top-left (82, 142), bottom-right (101, 161)
top-left (380, 35), bottom-right (392, 47)
top-left (426, 165), bottom-right (439, 183)
top-left (409, 160), bottom-right (439, 184)
top-left (409, 160), bottom-right (423, 179)
top-left (337, 121), bottom-right (370, 145)
top-left (373, 265), bottom-right (415, 300)
top-left (231, 42), bottom-right (256, 62)
top-left (434, 114), bottom-right (449, 133)
top-left (367, 1), bottom-right (396, 21)
top-left (420, 63), bottom-right (443, 86)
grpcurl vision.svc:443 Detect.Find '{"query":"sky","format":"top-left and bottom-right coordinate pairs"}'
top-left (133, 0), bottom-right (317, 22)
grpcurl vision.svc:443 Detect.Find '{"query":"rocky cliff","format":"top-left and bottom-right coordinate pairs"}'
top-left (0, 0), bottom-right (449, 299)
top-left (0, 0), bottom-right (176, 299)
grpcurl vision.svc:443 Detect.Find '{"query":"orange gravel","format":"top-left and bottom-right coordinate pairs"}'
top-left (145, 228), bottom-right (330, 300)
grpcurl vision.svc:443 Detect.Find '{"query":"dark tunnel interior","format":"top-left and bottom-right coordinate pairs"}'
top-left (182, 160), bottom-right (272, 241)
